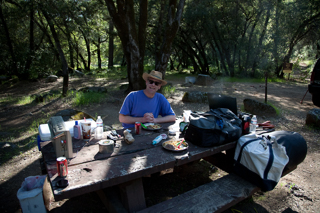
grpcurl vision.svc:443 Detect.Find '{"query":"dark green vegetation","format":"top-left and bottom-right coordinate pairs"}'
top-left (1, 0), bottom-right (320, 93)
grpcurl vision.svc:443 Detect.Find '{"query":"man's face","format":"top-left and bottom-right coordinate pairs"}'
top-left (145, 77), bottom-right (162, 94)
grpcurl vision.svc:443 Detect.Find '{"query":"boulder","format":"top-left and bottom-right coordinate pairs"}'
top-left (78, 86), bottom-right (107, 93)
top-left (185, 76), bottom-right (196, 84)
top-left (32, 90), bottom-right (61, 103)
top-left (243, 98), bottom-right (277, 116)
top-left (181, 82), bottom-right (193, 87)
top-left (306, 108), bottom-right (320, 127)
top-left (46, 75), bottom-right (58, 82)
top-left (182, 91), bottom-right (208, 103)
top-left (74, 70), bottom-right (84, 77)
top-left (194, 74), bottom-right (214, 86)
top-left (0, 142), bottom-right (17, 150)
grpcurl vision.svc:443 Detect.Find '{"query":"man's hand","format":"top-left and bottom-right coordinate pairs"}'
top-left (143, 113), bottom-right (154, 123)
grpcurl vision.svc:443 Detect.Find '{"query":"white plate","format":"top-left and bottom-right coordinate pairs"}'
top-left (162, 139), bottom-right (188, 152)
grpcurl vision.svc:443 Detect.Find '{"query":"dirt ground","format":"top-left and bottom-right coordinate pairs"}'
top-left (0, 74), bottom-right (319, 213)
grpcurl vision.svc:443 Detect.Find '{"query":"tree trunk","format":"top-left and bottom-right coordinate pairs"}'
top-left (0, 2), bottom-right (18, 77)
top-left (108, 20), bottom-right (114, 68)
top-left (210, 22), bottom-right (229, 76)
top-left (97, 37), bottom-right (102, 69)
top-left (79, 53), bottom-right (88, 70)
top-left (40, 4), bottom-right (69, 96)
top-left (80, 28), bottom-right (91, 71)
top-left (244, 10), bottom-right (263, 77)
top-left (252, 7), bottom-right (271, 75)
top-left (63, 20), bottom-right (74, 70)
top-left (155, 0), bottom-right (186, 79)
top-left (105, 0), bottom-right (147, 92)
top-left (24, 0), bottom-right (35, 78)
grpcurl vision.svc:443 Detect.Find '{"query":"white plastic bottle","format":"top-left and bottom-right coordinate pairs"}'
top-left (73, 121), bottom-right (81, 139)
top-left (250, 115), bottom-right (257, 134)
top-left (95, 116), bottom-right (103, 139)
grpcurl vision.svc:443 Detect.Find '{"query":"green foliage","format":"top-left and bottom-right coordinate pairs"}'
top-left (73, 91), bottom-right (107, 106)
top-left (1, 0), bottom-right (319, 83)
top-left (16, 96), bottom-right (35, 105)
top-left (90, 67), bottom-right (127, 80)
top-left (267, 102), bottom-right (281, 115)
top-left (161, 85), bottom-right (176, 98)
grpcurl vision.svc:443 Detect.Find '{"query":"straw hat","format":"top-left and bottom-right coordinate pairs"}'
top-left (142, 70), bottom-right (167, 86)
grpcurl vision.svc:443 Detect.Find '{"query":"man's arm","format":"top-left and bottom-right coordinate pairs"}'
top-left (119, 113), bottom-right (153, 124)
top-left (119, 113), bottom-right (176, 124)
top-left (154, 115), bottom-right (176, 123)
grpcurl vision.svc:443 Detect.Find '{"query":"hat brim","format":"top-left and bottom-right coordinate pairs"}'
top-left (142, 73), bottom-right (167, 86)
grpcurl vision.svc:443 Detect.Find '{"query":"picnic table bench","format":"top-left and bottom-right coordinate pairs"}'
top-left (40, 120), bottom-right (277, 213)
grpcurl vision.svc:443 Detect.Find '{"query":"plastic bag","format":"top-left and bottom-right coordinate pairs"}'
top-left (23, 175), bottom-right (46, 191)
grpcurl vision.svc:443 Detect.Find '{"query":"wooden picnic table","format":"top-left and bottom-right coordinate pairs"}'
top-left (40, 120), bottom-right (250, 213)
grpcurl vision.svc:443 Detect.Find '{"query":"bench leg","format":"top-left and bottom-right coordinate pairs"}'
top-left (96, 188), bottom-right (128, 213)
top-left (203, 149), bottom-right (235, 173)
top-left (119, 178), bottom-right (146, 213)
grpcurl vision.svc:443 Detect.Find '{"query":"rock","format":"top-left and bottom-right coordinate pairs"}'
top-left (185, 76), bottom-right (196, 84)
top-left (194, 74), bottom-right (214, 86)
top-left (181, 82), bottom-right (193, 87)
top-left (32, 91), bottom-right (60, 103)
top-left (0, 142), bottom-right (17, 149)
top-left (306, 108), bottom-right (320, 127)
top-left (243, 98), bottom-right (277, 116)
top-left (78, 86), bottom-right (107, 93)
top-left (46, 75), bottom-right (58, 83)
top-left (182, 91), bottom-right (208, 103)
top-left (74, 70), bottom-right (84, 77)
top-left (54, 109), bottom-right (95, 121)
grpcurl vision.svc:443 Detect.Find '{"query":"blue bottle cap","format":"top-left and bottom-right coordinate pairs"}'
top-left (75, 121), bottom-right (78, 125)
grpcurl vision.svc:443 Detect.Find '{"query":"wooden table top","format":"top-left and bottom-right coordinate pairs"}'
top-left (41, 121), bottom-right (236, 201)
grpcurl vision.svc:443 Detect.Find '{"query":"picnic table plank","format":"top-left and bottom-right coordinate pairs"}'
top-left (47, 145), bottom-right (178, 200)
top-left (137, 173), bottom-right (260, 213)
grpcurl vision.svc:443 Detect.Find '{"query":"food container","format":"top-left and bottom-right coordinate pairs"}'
top-left (98, 139), bottom-right (114, 154)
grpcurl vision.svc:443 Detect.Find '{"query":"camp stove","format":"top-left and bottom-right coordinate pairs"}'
top-left (48, 116), bottom-right (73, 158)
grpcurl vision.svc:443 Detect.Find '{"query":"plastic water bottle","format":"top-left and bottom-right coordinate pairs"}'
top-left (96, 116), bottom-right (103, 139)
top-left (250, 115), bottom-right (257, 134)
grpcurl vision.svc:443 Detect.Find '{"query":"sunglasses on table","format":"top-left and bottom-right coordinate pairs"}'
top-left (148, 79), bottom-right (161, 86)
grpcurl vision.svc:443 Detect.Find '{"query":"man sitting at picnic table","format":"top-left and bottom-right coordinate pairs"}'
top-left (119, 70), bottom-right (176, 128)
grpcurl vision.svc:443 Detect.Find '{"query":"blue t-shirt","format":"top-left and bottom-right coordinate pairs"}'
top-left (119, 90), bottom-right (175, 128)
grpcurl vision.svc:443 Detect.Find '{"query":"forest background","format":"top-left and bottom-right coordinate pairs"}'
top-left (1, 0), bottom-right (320, 212)
top-left (1, 0), bottom-right (320, 91)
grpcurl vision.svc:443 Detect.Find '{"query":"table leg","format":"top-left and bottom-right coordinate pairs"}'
top-left (119, 178), bottom-right (146, 213)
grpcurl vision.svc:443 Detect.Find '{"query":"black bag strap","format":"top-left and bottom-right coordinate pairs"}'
top-left (263, 136), bottom-right (274, 180)
top-left (236, 138), bottom-right (260, 164)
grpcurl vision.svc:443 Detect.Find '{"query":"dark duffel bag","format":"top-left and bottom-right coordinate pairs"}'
top-left (184, 108), bottom-right (242, 147)
top-left (261, 131), bottom-right (307, 174)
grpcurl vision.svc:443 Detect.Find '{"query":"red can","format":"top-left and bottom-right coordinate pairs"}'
top-left (56, 157), bottom-right (68, 177)
top-left (135, 122), bottom-right (141, 135)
